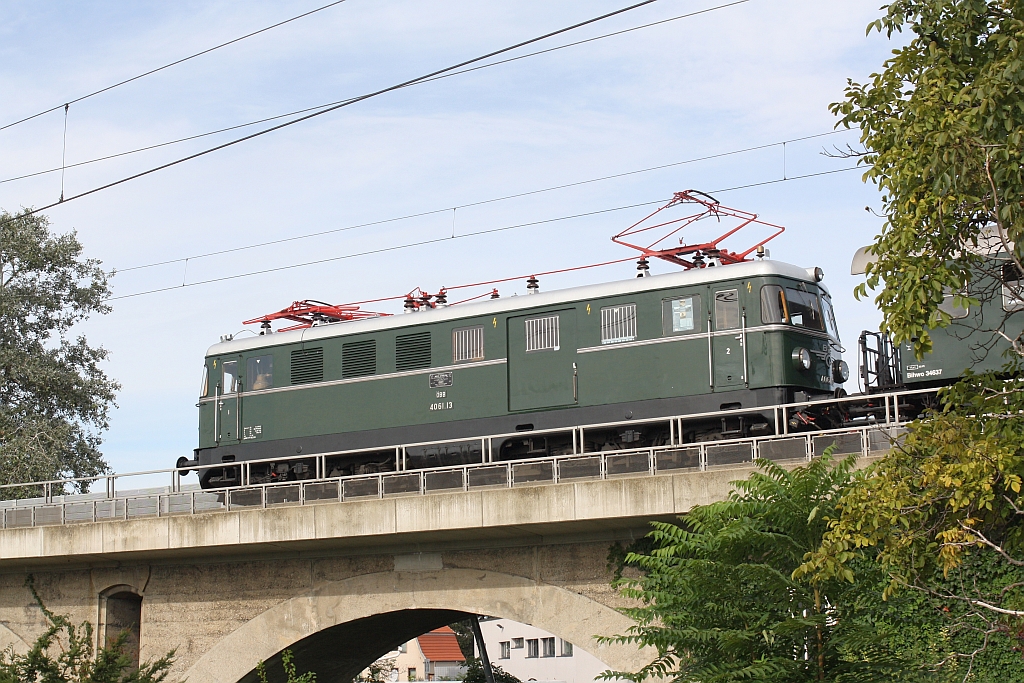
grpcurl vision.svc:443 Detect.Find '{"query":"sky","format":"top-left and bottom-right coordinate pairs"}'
top-left (0, 0), bottom-right (900, 482)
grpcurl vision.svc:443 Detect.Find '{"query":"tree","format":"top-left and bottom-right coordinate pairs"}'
top-left (0, 210), bottom-right (117, 495)
top-left (798, 1), bottom-right (1024, 673)
top-left (835, 0), bottom-right (1024, 359)
top-left (601, 454), bottom-right (912, 683)
top-left (255, 650), bottom-right (316, 683)
top-left (462, 658), bottom-right (521, 683)
top-left (0, 578), bottom-right (174, 683)
top-left (800, 373), bottom-right (1024, 676)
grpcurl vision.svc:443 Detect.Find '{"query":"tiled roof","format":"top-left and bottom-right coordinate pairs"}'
top-left (417, 626), bottom-right (466, 663)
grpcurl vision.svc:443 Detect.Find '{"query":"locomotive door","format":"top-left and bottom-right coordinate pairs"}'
top-left (507, 309), bottom-right (578, 411)
top-left (711, 288), bottom-right (745, 389)
top-left (217, 358), bottom-right (241, 443)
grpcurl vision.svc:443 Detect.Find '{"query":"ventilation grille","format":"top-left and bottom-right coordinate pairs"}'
top-left (290, 348), bottom-right (324, 385)
top-left (396, 332), bottom-right (432, 371)
top-left (342, 340), bottom-right (376, 378)
top-left (601, 304), bottom-right (636, 344)
top-left (525, 315), bottom-right (559, 352)
top-left (453, 326), bottom-right (485, 363)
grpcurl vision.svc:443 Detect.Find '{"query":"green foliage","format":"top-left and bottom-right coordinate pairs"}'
top-left (255, 650), bottom-right (316, 683)
top-left (0, 210), bottom-right (117, 496)
top-left (602, 454), bottom-right (914, 683)
top-left (447, 619), bottom-right (476, 661)
top-left (462, 658), bottom-right (521, 683)
top-left (834, 0), bottom-right (1024, 357)
top-left (801, 372), bottom-right (1024, 673)
top-left (356, 655), bottom-right (395, 683)
top-left (0, 578), bottom-right (174, 683)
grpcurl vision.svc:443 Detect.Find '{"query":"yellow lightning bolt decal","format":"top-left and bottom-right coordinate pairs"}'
top-left (586, 303), bottom-right (591, 314)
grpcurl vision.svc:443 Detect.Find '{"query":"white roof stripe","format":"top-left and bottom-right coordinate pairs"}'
top-left (206, 260), bottom-right (823, 356)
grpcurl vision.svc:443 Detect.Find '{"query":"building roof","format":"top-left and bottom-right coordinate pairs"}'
top-left (417, 626), bottom-right (466, 663)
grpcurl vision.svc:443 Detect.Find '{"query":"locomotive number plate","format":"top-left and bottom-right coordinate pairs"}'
top-left (429, 372), bottom-right (454, 388)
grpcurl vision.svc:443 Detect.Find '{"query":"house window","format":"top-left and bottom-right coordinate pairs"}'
top-left (408, 668), bottom-right (417, 681)
top-left (453, 326), bottom-right (485, 363)
top-left (525, 315), bottom-right (559, 352)
top-left (499, 641), bottom-right (510, 659)
top-left (600, 303), bottom-right (636, 344)
top-left (511, 638), bottom-right (524, 649)
top-left (560, 640), bottom-right (573, 657)
top-left (526, 639), bottom-right (539, 658)
top-left (541, 638), bottom-right (555, 658)
top-left (662, 295), bottom-right (700, 335)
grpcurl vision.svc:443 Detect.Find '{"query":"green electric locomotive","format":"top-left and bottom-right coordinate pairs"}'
top-left (185, 258), bottom-right (846, 489)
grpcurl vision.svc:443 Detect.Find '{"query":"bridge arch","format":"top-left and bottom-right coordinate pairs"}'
top-left (183, 567), bottom-right (650, 683)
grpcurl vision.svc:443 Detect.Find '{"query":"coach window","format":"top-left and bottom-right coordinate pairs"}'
top-left (760, 285), bottom-right (787, 324)
top-left (784, 288), bottom-right (825, 330)
top-left (714, 289), bottom-right (740, 330)
top-left (1002, 262), bottom-right (1024, 311)
top-left (662, 294), bottom-right (701, 335)
top-left (247, 355), bottom-right (274, 391)
top-left (222, 360), bottom-right (239, 393)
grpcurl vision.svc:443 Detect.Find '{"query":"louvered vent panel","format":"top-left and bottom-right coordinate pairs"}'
top-left (396, 332), bottom-right (431, 371)
top-left (342, 340), bottom-right (376, 378)
top-left (290, 348), bottom-right (324, 385)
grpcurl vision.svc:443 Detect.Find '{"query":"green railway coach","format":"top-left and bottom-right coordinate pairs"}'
top-left (188, 260), bottom-right (847, 488)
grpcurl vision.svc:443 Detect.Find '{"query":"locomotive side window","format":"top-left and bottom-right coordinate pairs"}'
top-left (247, 355), bottom-right (274, 390)
top-left (200, 365), bottom-right (209, 397)
top-left (714, 290), bottom-right (740, 330)
top-left (222, 360), bottom-right (239, 393)
top-left (453, 326), bottom-right (485, 363)
top-left (760, 285), bottom-right (787, 324)
top-left (601, 303), bottom-right (637, 344)
top-left (784, 288), bottom-right (824, 330)
top-left (525, 315), bottom-right (560, 352)
top-left (662, 295), bottom-right (701, 335)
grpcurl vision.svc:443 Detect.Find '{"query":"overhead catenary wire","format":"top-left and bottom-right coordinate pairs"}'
top-left (116, 127), bottom-right (850, 273)
top-left (109, 166), bottom-right (858, 301)
top-left (0, 0), bottom-right (353, 133)
top-left (0, 0), bottom-right (670, 230)
top-left (0, 0), bottom-right (750, 187)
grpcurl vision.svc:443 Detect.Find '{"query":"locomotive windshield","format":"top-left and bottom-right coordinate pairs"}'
top-left (821, 294), bottom-right (840, 339)
top-left (785, 288), bottom-right (824, 330)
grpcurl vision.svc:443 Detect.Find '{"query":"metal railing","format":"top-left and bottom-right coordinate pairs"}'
top-left (0, 419), bottom-right (909, 530)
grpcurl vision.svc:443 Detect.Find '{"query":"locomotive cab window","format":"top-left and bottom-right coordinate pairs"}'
top-left (222, 360), bottom-right (239, 393)
top-left (760, 285), bottom-right (788, 324)
top-left (525, 315), bottom-right (560, 352)
top-left (821, 294), bottom-right (841, 338)
top-left (714, 290), bottom-right (740, 330)
top-left (601, 303), bottom-right (636, 344)
top-left (662, 295), bottom-right (701, 335)
top-left (200, 365), bottom-right (209, 397)
top-left (784, 288), bottom-right (824, 330)
top-left (453, 326), bottom-right (485, 363)
top-left (247, 355), bottom-right (274, 391)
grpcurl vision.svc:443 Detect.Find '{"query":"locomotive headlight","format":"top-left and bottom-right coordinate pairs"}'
top-left (792, 347), bottom-right (812, 371)
top-left (832, 359), bottom-right (850, 384)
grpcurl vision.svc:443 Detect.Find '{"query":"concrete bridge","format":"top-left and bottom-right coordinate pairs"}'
top-left (0, 426), bottom-right (892, 682)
